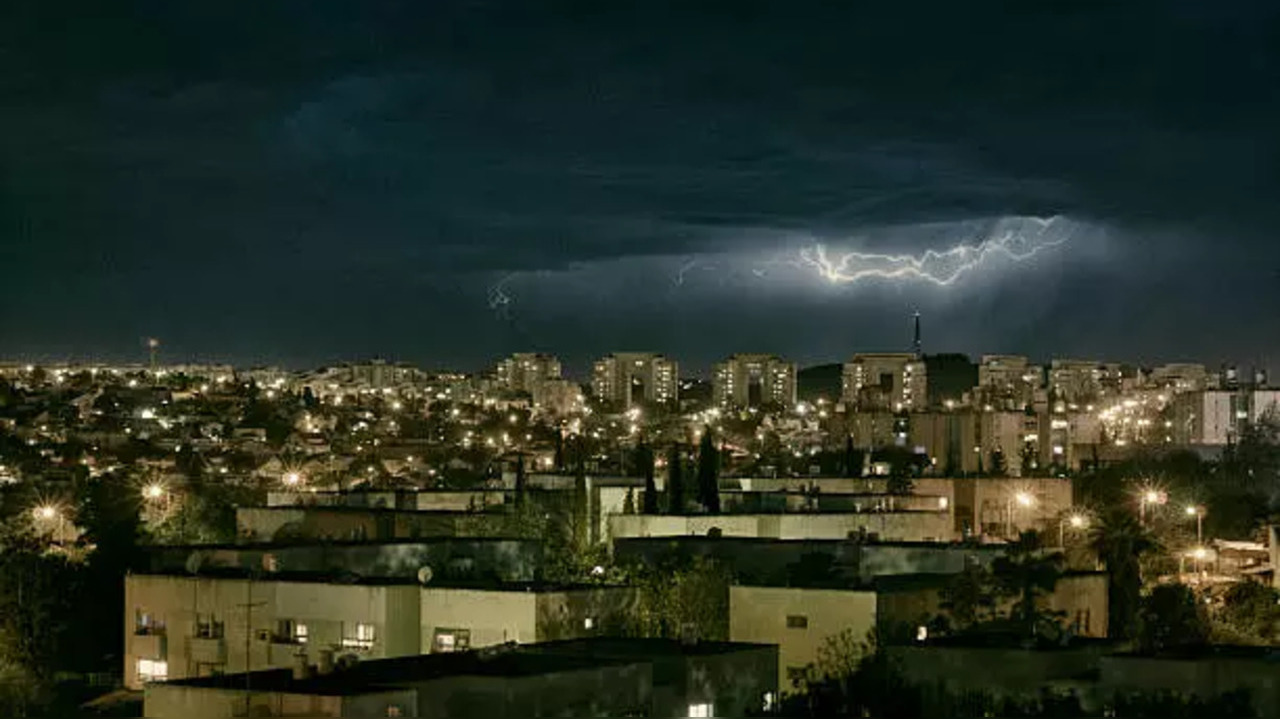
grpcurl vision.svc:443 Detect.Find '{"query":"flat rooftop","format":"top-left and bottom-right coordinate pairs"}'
top-left (159, 638), bottom-right (772, 696)
top-left (131, 567), bottom-right (623, 593)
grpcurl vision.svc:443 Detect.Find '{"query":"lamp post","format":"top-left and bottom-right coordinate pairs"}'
top-left (1184, 505), bottom-right (1204, 544)
top-left (1060, 512), bottom-right (1088, 549)
top-left (1007, 491), bottom-right (1035, 539)
top-left (1138, 489), bottom-right (1163, 526)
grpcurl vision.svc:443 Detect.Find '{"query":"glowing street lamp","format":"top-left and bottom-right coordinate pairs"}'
top-left (1138, 487), bottom-right (1166, 525)
top-left (1185, 505), bottom-right (1205, 544)
top-left (1060, 511), bottom-right (1089, 548)
top-left (282, 471), bottom-right (302, 487)
top-left (143, 483), bottom-right (165, 501)
top-left (33, 505), bottom-right (58, 521)
top-left (1007, 491), bottom-right (1036, 539)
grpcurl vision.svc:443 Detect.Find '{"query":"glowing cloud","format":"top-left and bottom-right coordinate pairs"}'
top-left (798, 215), bottom-right (1074, 286)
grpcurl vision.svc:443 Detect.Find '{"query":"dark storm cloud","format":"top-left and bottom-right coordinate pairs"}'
top-left (2, 0), bottom-right (1279, 368)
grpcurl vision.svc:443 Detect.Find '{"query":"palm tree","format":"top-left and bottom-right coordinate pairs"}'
top-left (1090, 509), bottom-right (1160, 640)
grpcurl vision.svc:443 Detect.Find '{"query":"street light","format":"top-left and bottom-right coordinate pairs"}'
top-left (33, 505), bottom-right (58, 521)
top-left (143, 483), bottom-right (165, 501)
top-left (1138, 488), bottom-right (1166, 525)
top-left (1185, 505), bottom-right (1204, 544)
top-left (282, 471), bottom-right (302, 487)
top-left (1060, 512), bottom-right (1089, 548)
top-left (1007, 491), bottom-right (1036, 539)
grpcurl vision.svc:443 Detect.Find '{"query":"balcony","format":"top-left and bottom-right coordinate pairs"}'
top-left (190, 636), bottom-right (226, 664)
top-left (131, 632), bottom-right (166, 659)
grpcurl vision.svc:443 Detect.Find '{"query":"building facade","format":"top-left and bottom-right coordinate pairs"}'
top-left (1169, 389), bottom-right (1280, 445)
top-left (591, 353), bottom-right (679, 408)
top-left (976, 355), bottom-right (1041, 410)
top-left (842, 353), bottom-right (927, 411)
top-left (495, 353), bottom-right (563, 396)
top-left (712, 354), bottom-right (797, 410)
top-left (124, 572), bottom-right (631, 689)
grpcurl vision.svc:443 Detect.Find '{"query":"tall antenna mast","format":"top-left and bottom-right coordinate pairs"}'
top-left (912, 312), bottom-right (922, 359)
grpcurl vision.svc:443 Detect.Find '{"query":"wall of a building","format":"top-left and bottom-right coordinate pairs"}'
top-left (608, 511), bottom-right (954, 543)
top-left (420, 588), bottom-right (536, 650)
top-left (729, 586), bottom-right (877, 690)
top-left (125, 574), bottom-right (418, 689)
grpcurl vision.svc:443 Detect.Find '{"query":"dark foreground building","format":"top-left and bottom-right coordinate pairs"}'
top-left (143, 637), bottom-right (778, 718)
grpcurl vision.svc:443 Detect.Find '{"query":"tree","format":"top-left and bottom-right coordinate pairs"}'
top-left (622, 555), bottom-right (731, 641)
top-left (842, 436), bottom-right (861, 478)
top-left (638, 441), bottom-right (658, 514)
top-left (666, 443), bottom-right (685, 514)
top-left (622, 488), bottom-right (636, 514)
top-left (992, 532), bottom-right (1065, 637)
top-left (1216, 582), bottom-right (1280, 645)
top-left (989, 448), bottom-right (1008, 477)
top-left (572, 440), bottom-right (590, 547)
top-left (513, 453), bottom-right (527, 508)
top-left (1090, 510), bottom-right (1160, 640)
top-left (1138, 584), bottom-right (1210, 654)
top-left (696, 425), bottom-right (720, 513)
top-left (553, 429), bottom-right (565, 473)
top-left (938, 563), bottom-right (1001, 631)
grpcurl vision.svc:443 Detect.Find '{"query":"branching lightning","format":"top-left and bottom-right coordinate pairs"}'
top-left (487, 274), bottom-right (514, 320)
top-left (799, 215), bottom-right (1073, 286)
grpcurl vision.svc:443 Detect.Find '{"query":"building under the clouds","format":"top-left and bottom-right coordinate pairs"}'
top-left (841, 353), bottom-right (927, 411)
top-left (590, 353), bottom-right (678, 408)
top-left (712, 354), bottom-right (796, 410)
top-left (494, 353), bottom-right (562, 396)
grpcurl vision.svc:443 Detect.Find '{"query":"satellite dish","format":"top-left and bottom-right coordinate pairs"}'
top-left (185, 551), bottom-right (207, 576)
top-left (417, 566), bottom-right (434, 585)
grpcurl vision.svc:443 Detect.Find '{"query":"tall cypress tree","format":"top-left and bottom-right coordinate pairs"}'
top-left (666, 443), bottom-right (685, 514)
top-left (842, 435), bottom-right (858, 478)
top-left (514, 453), bottom-right (527, 507)
top-left (697, 425), bottom-right (721, 513)
top-left (639, 441), bottom-right (659, 514)
top-left (573, 437), bottom-right (589, 546)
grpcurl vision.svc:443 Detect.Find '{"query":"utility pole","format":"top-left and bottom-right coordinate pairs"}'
top-left (147, 337), bottom-right (160, 375)
top-left (238, 572), bottom-right (267, 717)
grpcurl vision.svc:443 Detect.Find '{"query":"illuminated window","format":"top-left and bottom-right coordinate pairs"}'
top-left (137, 659), bottom-right (168, 683)
top-left (762, 692), bottom-right (777, 712)
top-left (688, 702), bottom-right (713, 717)
top-left (342, 623), bottom-right (376, 650)
top-left (432, 628), bottom-right (471, 653)
top-left (583, 617), bottom-right (595, 630)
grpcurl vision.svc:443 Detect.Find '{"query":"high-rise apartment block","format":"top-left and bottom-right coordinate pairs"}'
top-left (591, 353), bottom-right (679, 407)
top-left (712, 354), bottom-right (797, 409)
top-left (495, 353), bottom-right (563, 396)
top-left (1048, 360), bottom-right (1124, 405)
top-left (841, 353), bottom-right (927, 411)
top-left (976, 355), bottom-right (1042, 410)
top-left (1168, 389), bottom-right (1280, 445)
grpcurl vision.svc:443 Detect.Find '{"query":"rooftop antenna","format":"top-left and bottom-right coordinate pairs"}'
top-left (912, 312), bottom-right (922, 359)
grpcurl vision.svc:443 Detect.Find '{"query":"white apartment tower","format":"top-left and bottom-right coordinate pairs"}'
top-left (495, 353), bottom-right (563, 395)
top-left (841, 353), bottom-right (927, 411)
top-left (591, 353), bottom-right (679, 408)
top-left (712, 354), bottom-right (797, 409)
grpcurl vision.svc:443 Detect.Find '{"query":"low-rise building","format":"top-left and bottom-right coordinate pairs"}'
top-left (124, 571), bottom-right (633, 689)
top-left (142, 637), bottom-right (779, 719)
top-left (608, 510), bottom-right (954, 544)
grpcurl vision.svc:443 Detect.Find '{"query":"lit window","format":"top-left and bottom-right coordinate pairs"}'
top-left (689, 702), bottom-right (714, 717)
top-left (432, 628), bottom-right (471, 653)
top-left (296, 623), bottom-right (309, 644)
top-left (916, 625), bottom-right (929, 642)
top-left (762, 692), bottom-right (777, 712)
top-left (583, 617), bottom-right (595, 630)
top-left (342, 623), bottom-right (376, 650)
top-left (137, 659), bottom-right (168, 683)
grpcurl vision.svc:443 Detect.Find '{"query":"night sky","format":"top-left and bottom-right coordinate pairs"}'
top-left (3, 1), bottom-right (1279, 376)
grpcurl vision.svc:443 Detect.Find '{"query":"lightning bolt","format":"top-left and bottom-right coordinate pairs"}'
top-left (487, 274), bottom-right (514, 320)
top-left (799, 215), bottom-right (1072, 286)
